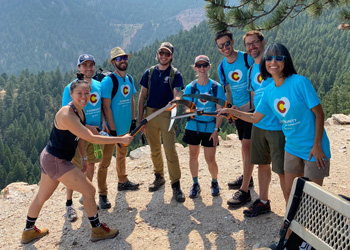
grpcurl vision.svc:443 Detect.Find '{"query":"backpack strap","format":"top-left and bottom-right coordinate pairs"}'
top-left (248, 65), bottom-right (254, 110)
top-left (243, 52), bottom-right (250, 69)
top-left (169, 65), bottom-right (177, 92)
top-left (145, 66), bottom-right (156, 106)
top-left (219, 62), bottom-right (227, 93)
top-left (109, 73), bottom-right (119, 100)
top-left (211, 80), bottom-right (219, 97)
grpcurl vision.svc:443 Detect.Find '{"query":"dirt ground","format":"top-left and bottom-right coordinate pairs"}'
top-left (1, 123), bottom-right (350, 250)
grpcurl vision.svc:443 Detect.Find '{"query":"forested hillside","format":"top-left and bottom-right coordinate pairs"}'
top-left (0, 0), bottom-right (205, 75)
top-left (1, 9), bottom-right (350, 190)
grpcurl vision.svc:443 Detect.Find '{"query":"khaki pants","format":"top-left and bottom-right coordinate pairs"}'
top-left (97, 141), bottom-right (128, 195)
top-left (145, 106), bottom-right (181, 184)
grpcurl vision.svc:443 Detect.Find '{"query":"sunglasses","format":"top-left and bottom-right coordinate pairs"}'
top-left (195, 63), bottom-right (210, 68)
top-left (158, 51), bottom-right (171, 57)
top-left (115, 55), bottom-right (128, 62)
top-left (265, 55), bottom-right (285, 62)
top-left (217, 40), bottom-right (231, 49)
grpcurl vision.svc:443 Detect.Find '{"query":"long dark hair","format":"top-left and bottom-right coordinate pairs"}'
top-left (260, 43), bottom-right (297, 80)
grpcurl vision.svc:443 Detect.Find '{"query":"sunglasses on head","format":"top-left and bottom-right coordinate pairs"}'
top-left (265, 55), bottom-right (285, 62)
top-left (217, 40), bottom-right (231, 49)
top-left (115, 55), bottom-right (128, 62)
top-left (158, 51), bottom-right (171, 57)
top-left (195, 63), bottom-right (210, 68)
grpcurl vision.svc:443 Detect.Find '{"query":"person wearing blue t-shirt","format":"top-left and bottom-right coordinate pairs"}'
top-left (215, 29), bottom-right (255, 208)
top-left (238, 31), bottom-right (287, 218)
top-left (61, 54), bottom-right (104, 222)
top-left (98, 47), bottom-right (139, 209)
top-left (138, 42), bottom-right (185, 203)
top-left (183, 55), bottom-right (225, 198)
top-left (218, 43), bottom-right (331, 205)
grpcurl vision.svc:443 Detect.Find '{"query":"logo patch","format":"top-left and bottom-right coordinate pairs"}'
top-left (121, 85), bottom-right (130, 97)
top-left (254, 73), bottom-right (263, 84)
top-left (198, 92), bottom-right (210, 105)
top-left (274, 97), bottom-right (290, 117)
top-left (89, 91), bottom-right (100, 106)
top-left (228, 70), bottom-right (242, 82)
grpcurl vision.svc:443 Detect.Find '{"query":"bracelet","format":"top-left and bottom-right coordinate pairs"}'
top-left (81, 156), bottom-right (88, 161)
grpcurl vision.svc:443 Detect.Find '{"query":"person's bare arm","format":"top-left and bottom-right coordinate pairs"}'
top-left (309, 104), bottom-right (328, 168)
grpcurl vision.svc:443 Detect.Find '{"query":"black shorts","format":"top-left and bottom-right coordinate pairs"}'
top-left (235, 118), bottom-right (253, 140)
top-left (183, 129), bottom-right (218, 147)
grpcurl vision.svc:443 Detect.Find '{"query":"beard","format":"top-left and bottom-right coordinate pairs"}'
top-left (115, 62), bottom-right (128, 71)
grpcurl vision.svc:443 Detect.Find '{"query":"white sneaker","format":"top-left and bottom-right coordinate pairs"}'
top-left (66, 205), bottom-right (78, 222)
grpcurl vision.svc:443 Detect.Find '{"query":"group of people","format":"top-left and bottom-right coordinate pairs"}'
top-left (21, 29), bottom-right (331, 244)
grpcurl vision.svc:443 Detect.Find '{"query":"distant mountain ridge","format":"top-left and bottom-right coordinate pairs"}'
top-left (0, 0), bottom-right (205, 74)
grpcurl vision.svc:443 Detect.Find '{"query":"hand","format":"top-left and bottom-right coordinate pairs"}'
top-left (308, 145), bottom-right (328, 169)
top-left (141, 125), bottom-right (146, 133)
top-left (209, 131), bottom-right (219, 146)
top-left (101, 121), bottom-right (108, 133)
top-left (81, 160), bottom-right (87, 173)
top-left (121, 133), bottom-right (134, 145)
top-left (129, 119), bottom-right (137, 133)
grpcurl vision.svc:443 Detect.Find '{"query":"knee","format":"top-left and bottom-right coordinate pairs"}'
top-left (82, 184), bottom-right (96, 198)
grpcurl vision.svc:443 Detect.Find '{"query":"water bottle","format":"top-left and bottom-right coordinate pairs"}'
top-left (93, 144), bottom-right (103, 159)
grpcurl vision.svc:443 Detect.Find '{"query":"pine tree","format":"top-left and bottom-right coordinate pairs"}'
top-left (205, 0), bottom-right (350, 31)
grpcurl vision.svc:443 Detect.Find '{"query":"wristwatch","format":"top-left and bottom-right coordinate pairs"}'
top-left (214, 127), bottom-right (220, 132)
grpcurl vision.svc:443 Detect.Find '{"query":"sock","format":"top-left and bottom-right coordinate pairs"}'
top-left (88, 214), bottom-right (101, 228)
top-left (66, 199), bottom-right (73, 207)
top-left (25, 216), bottom-right (37, 230)
top-left (193, 177), bottom-right (198, 184)
top-left (260, 199), bottom-right (268, 204)
top-left (212, 178), bottom-right (217, 183)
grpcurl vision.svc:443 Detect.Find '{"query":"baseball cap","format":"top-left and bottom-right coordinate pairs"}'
top-left (194, 55), bottom-right (210, 64)
top-left (158, 42), bottom-right (174, 54)
top-left (77, 54), bottom-right (95, 66)
top-left (109, 47), bottom-right (130, 63)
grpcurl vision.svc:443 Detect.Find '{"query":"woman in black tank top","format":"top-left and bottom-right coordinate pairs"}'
top-left (21, 76), bottom-right (133, 244)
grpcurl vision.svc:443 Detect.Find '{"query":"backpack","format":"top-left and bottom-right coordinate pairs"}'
top-left (188, 80), bottom-right (219, 131)
top-left (93, 67), bottom-right (134, 100)
top-left (144, 65), bottom-right (178, 106)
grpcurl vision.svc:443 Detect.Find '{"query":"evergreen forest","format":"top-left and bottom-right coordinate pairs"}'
top-left (1, 9), bottom-right (350, 190)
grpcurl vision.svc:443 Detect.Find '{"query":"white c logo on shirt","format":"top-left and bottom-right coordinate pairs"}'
top-left (274, 97), bottom-right (290, 117)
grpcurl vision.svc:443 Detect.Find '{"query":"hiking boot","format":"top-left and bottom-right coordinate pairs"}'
top-left (227, 189), bottom-right (251, 208)
top-left (243, 199), bottom-right (271, 217)
top-left (21, 226), bottom-right (49, 244)
top-left (189, 183), bottom-right (201, 198)
top-left (149, 174), bottom-right (165, 192)
top-left (228, 175), bottom-right (254, 190)
top-left (80, 196), bottom-right (100, 210)
top-left (90, 223), bottom-right (119, 242)
top-left (211, 181), bottom-right (220, 196)
top-left (118, 180), bottom-right (139, 191)
top-left (172, 186), bottom-right (186, 203)
top-left (99, 195), bottom-right (111, 209)
top-left (66, 205), bottom-right (78, 222)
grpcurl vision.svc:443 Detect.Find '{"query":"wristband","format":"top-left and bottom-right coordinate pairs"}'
top-left (214, 127), bottom-right (220, 132)
top-left (81, 156), bottom-right (88, 161)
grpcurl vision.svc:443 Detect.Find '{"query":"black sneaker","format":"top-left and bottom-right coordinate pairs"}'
top-left (243, 199), bottom-right (271, 217)
top-left (172, 186), bottom-right (186, 203)
top-left (189, 183), bottom-right (201, 198)
top-left (118, 180), bottom-right (139, 191)
top-left (227, 189), bottom-right (251, 208)
top-left (99, 195), bottom-right (111, 209)
top-left (211, 181), bottom-right (220, 196)
top-left (227, 175), bottom-right (254, 190)
top-left (149, 174), bottom-right (165, 192)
